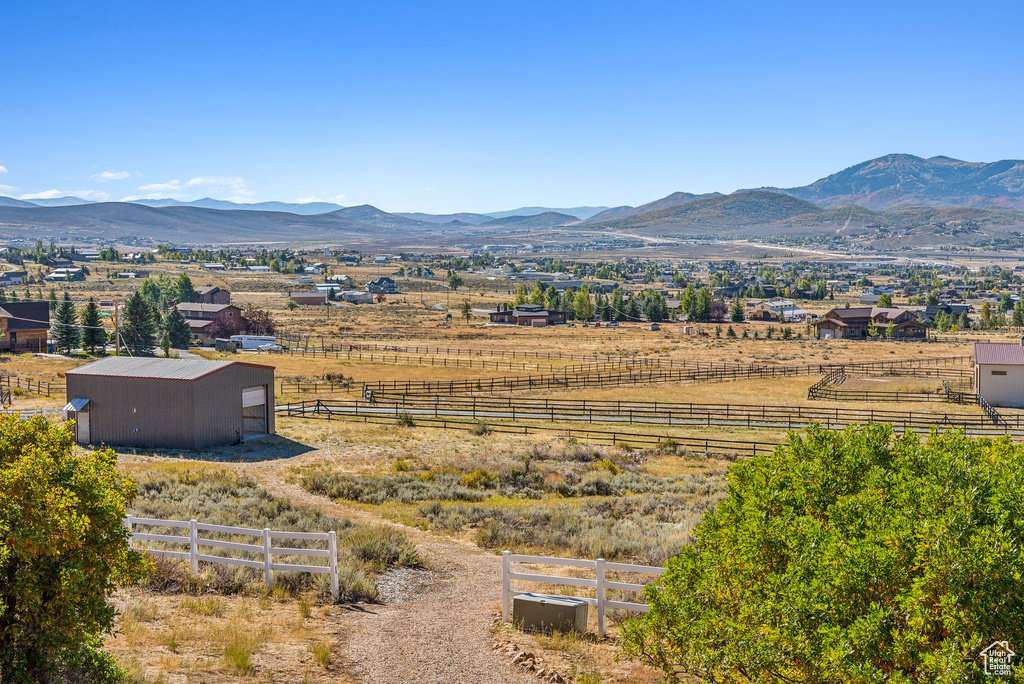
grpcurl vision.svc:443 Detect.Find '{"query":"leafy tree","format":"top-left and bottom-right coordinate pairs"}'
top-left (512, 284), bottom-right (527, 306)
top-left (885, 320), bottom-right (895, 338)
top-left (460, 300), bottom-right (472, 325)
top-left (610, 287), bottom-right (625, 321)
top-left (206, 311), bottom-right (242, 340)
top-left (120, 291), bottom-right (158, 356)
top-left (544, 286), bottom-right (561, 312)
top-left (529, 282), bottom-right (545, 306)
top-left (877, 293), bottom-right (893, 307)
top-left (981, 301), bottom-right (992, 329)
top-left (139, 278), bottom-right (163, 307)
top-left (80, 297), bottom-right (106, 354)
top-left (162, 307), bottom-right (192, 348)
top-left (1000, 292), bottom-right (1014, 314)
top-left (241, 304), bottom-right (276, 336)
top-left (729, 297), bottom-right (744, 323)
top-left (622, 426), bottom-right (1024, 683)
top-left (52, 292), bottom-right (79, 354)
top-left (0, 416), bottom-right (149, 681)
top-left (574, 285), bottom-right (594, 321)
top-left (1014, 300), bottom-right (1024, 330)
top-left (446, 270), bottom-right (464, 292)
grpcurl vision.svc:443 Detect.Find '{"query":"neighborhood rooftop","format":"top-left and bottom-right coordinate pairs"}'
top-left (65, 357), bottom-right (264, 381)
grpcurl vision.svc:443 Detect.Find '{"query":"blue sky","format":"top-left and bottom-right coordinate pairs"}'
top-left (2, 1), bottom-right (1022, 213)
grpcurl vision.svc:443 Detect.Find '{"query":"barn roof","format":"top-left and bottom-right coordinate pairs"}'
top-left (974, 342), bottom-right (1024, 366)
top-left (66, 357), bottom-right (269, 381)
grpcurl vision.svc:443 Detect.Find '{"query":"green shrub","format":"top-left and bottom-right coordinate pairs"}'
top-left (622, 426), bottom-right (1024, 682)
top-left (396, 412), bottom-right (416, 427)
top-left (461, 468), bottom-right (497, 489)
top-left (0, 417), bottom-right (148, 682)
top-left (469, 421), bottom-right (491, 436)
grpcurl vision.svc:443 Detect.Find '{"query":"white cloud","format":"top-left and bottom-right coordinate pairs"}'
top-left (17, 189), bottom-right (109, 201)
top-left (295, 194), bottom-right (347, 204)
top-left (19, 189), bottom-right (65, 200)
top-left (74, 189), bottom-right (110, 201)
top-left (0, 184), bottom-right (18, 194)
top-left (90, 170), bottom-right (131, 182)
top-left (0, 165), bottom-right (8, 175)
top-left (129, 175), bottom-right (255, 202)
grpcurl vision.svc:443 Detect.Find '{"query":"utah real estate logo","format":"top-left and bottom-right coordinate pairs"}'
top-left (981, 640), bottom-right (1015, 677)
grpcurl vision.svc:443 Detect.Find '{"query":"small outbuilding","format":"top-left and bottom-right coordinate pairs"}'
top-left (64, 357), bottom-right (275, 449)
top-left (974, 341), bottom-right (1024, 408)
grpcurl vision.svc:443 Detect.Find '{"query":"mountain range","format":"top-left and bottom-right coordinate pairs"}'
top-left (2, 154), bottom-right (1024, 246)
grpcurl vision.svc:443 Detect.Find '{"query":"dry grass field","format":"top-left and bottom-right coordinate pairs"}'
top-left (9, 263), bottom-right (1004, 682)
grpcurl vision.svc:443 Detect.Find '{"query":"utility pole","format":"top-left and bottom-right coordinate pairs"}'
top-left (113, 300), bottom-right (120, 356)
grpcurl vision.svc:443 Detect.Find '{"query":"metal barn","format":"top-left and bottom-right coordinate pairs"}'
top-left (64, 357), bottom-right (275, 449)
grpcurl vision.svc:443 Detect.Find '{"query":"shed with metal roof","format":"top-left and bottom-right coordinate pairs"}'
top-left (64, 357), bottom-right (274, 448)
top-left (974, 341), bottom-right (1024, 408)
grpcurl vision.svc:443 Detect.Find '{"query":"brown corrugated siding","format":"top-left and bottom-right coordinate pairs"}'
top-left (66, 363), bottom-right (274, 449)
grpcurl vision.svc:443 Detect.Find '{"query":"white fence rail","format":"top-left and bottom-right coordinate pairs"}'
top-left (501, 551), bottom-right (664, 636)
top-left (125, 515), bottom-right (340, 601)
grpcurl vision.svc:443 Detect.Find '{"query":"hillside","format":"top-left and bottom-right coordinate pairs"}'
top-left (592, 191), bottom-right (831, 230)
top-left (479, 211), bottom-right (579, 229)
top-left (484, 206), bottom-right (609, 220)
top-left (585, 191), bottom-right (722, 224)
top-left (0, 202), bottom-right (438, 244)
top-left (768, 154), bottom-right (1024, 210)
top-left (397, 212), bottom-right (493, 226)
top-left (135, 198), bottom-right (346, 214)
top-left (0, 196), bottom-right (38, 208)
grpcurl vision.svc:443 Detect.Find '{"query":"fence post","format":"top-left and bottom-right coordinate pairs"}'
top-left (328, 531), bottom-right (339, 602)
top-left (124, 515), bottom-right (133, 549)
top-left (263, 528), bottom-right (273, 589)
top-left (502, 550), bottom-right (511, 622)
top-left (189, 519), bottom-right (198, 573)
top-left (596, 557), bottom-right (607, 637)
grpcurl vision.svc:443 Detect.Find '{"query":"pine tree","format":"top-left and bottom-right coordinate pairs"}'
top-left (1014, 300), bottom-right (1024, 331)
top-left (163, 307), bottom-right (192, 348)
top-left (174, 272), bottom-right (197, 303)
top-left (729, 297), bottom-right (745, 323)
top-left (52, 292), bottom-right (80, 354)
top-left (80, 297), bottom-right (106, 354)
top-left (48, 288), bottom-right (58, 311)
top-left (120, 291), bottom-right (158, 355)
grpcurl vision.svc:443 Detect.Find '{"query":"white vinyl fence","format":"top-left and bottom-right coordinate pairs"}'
top-left (501, 551), bottom-right (664, 636)
top-left (125, 515), bottom-right (340, 601)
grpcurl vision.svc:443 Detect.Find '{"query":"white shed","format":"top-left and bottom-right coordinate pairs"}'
top-left (974, 341), bottom-right (1024, 408)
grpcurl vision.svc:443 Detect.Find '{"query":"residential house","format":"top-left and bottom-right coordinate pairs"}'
top-left (0, 301), bottom-right (50, 351)
top-left (920, 303), bottom-right (972, 326)
top-left (324, 274), bottom-right (353, 287)
top-left (44, 268), bottom-right (84, 282)
top-left (175, 303), bottom-right (246, 345)
top-left (247, 265), bottom-right (271, 272)
top-left (339, 290), bottom-right (374, 304)
top-left (45, 256), bottom-right (73, 268)
top-left (195, 286), bottom-right (231, 305)
top-left (289, 292), bottom-right (328, 306)
top-left (488, 303), bottom-right (566, 327)
top-left (815, 307), bottom-right (927, 340)
top-left (0, 270), bottom-right (27, 287)
top-left (365, 276), bottom-right (399, 294)
top-left (202, 263), bottom-right (225, 271)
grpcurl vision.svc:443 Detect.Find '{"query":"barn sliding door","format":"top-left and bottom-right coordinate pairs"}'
top-left (241, 385), bottom-right (267, 438)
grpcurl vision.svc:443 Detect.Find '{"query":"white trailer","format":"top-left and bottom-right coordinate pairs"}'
top-left (230, 335), bottom-right (276, 350)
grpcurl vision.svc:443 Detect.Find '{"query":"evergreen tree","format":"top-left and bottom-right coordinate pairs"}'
top-left (48, 288), bottom-right (58, 311)
top-left (80, 297), bottom-right (106, 354)
top-left (729, 297), bottom-right (745, 323)
top-left (120, 291), bottom-right (158, 356)
top-left (162, 307), bottom-right (192, 348)
top-left (174, 272), bottom-right (197, 303)
top-left (52, 292), bottom-right (80, 354)
top-left (1013, 300), bottom-right (1024, 330)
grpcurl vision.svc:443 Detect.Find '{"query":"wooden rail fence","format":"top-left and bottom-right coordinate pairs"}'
top-left (317, 394), bottom-right (1022, 432)
top-left (501, 551), bottom-right (664, 636)
top-left (125, 515), bottom-right (340, 601)
top-left (280, 401), bottom-right (780, 456)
